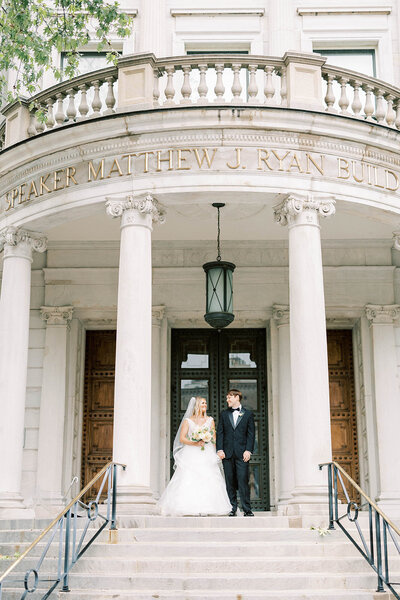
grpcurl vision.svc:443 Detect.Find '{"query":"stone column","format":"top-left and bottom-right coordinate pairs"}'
top-left (151, 306), bottom-right (165, 498)
top-left (106, 194), bottom-right (165, 513)
top-left (365, 304), bottom-right (400, 513)
top-left (273, 305), bottom-right (294, 511)
top-left (274, 194), bottom-right (335, 513)
top-left (0, 227), bottom-right (47, 517)
top-left (36, 306), bottom-right (74, 514)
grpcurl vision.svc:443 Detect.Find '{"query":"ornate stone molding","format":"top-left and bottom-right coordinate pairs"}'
top-left (393, 232), bottom-right (400, 251)
top-left (152, 305), bottom-right (165, 327)
top-left (40, 306), bottom-right (74, 326)
top-left (0, 227), bottom-right (47, 254)
top-left (272, 304), bottom-right (290, 326)
top-left (105, 193), bottom-right (166, 224)
top-left (365, 304), bottom-right (400, 324)
top-left (274, 194), bottom-right (336, 227)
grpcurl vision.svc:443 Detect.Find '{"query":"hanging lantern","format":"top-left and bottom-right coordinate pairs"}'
top-left (203, 203), bottom-right (236, 329)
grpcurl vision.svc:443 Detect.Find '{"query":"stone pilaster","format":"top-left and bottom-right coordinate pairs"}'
top-left (36, 306), bottom-right (74, 514)
top-left (365, 304), bottom-right (400, 513)
top-left (274, 194), bottom-right (335, 516)
top-left (272, 305), bottom-right (294, 511)
top-left (0, 227), bottom-right (47, 518)
top-left (151, 306), bottom-right (165, 498)
top-left (106, 194), bottom-right (165, 513)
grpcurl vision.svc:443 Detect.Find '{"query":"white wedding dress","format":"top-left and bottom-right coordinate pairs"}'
top-left (158, 416), bottom-right (231, 516)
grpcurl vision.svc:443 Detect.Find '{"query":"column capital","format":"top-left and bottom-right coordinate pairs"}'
top-left (40, 306), bottom-right (74, 326)
top-left (274, 194), bottom-right (335, 227)
top-left (365, 304), bottom-right (400, 324)
top-left (152, 305), bottom-right (165, 327)
top-left (272, 304), bottom-right (290, 326)
top-left (0, 227), bottom-right (47, 259)
top-left (105, 193), bottom-right (166, 224)
top-left (393, 231), bottom-right (400, 251)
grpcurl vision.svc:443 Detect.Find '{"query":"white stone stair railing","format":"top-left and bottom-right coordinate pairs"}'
top-left (322, 63), bottom-right (400, 127)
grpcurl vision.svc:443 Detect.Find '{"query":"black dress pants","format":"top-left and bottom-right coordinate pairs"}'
top-left (222, 456), bottom-right (251, 513)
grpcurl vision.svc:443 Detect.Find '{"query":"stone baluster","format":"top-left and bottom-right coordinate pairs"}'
top-left (197, 63), bottom-right (208, 104)
top-left (45, 98), bottom-right (55, 129)
top-left (395, 101), bottom-right (400, 130)
top-left (66, 88), bottom-right (77, 122)
top-left (153, 69), bottom-right (161, 106)
top-left (104, 77), bottom-right (116, 115)
top-left (27, 112), bottom-right (37, 137)
top-left (324, 73), bottom-right (336, 113)
top-left (247, 64), bottom-right (258, 102)
top-left (231, 63), bottom-right (242, 102)
top-left (164, 66), bottom-right (175, 105)
top-left (35, 107), bottom-right (46, 134)
top-left (91, 80), bottom-right (102, 117)
top-left (279, 66), bottom-right (288, 107)
top-left (338, 77), bottom-right (349, 115)
top-left (55, 92), bottom-right (66, 126)
top-left (374, 88), bottom-right (386, 124)
top-left (385, 94), bottom-right (395, 127)
top-left (78, 84), bottom-right (89, 119)
top-left (214, 63), bottom-right (225, 102)
top-left (264, 65), bottom-right (275, 104)
top-left (351, 80), bottom-right (362, 117)
top-left (180, 65), bottom-right (192, 103)
top-left (363, 84), bottom-right (374, 121)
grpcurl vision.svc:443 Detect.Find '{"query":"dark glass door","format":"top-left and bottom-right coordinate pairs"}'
top-left (171, 328), bottom-right (269, 510)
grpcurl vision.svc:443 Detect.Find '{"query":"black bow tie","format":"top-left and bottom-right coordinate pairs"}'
top-left (230, 407), bottom-right (241, 412)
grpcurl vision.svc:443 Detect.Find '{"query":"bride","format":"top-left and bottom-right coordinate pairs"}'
top-left (157, 396), bottom-right (231, 516)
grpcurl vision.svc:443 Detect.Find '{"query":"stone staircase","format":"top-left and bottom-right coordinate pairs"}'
top-left (0, 513), bottom-right (396, 599)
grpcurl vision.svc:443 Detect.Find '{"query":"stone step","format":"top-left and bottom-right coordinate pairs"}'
top-left (2, 555), bottom-right (392, 575)
top-left (0, 540), bottom-right (362, 558)
top-left (3, 572), bottom-right (392, 591)
top-left (1, 589), bottom-right (391, 600)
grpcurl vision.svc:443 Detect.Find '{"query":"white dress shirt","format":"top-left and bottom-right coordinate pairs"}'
top-left (232, 404), bottom-right (242, 426)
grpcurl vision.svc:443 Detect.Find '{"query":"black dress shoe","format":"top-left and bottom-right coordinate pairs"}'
top-left (228, 510), bottom-right (237, 517)
top-left (244, 510), bottom-right (254, 516)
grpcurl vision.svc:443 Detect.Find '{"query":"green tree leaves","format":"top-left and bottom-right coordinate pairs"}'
top-left (0, 0), bottom-right (131, 106)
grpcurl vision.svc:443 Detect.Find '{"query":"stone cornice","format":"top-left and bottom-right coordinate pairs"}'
top-left (365, 304), bottom-right (400, 324)
top-left (40, 306), bottom-right (74, 326)
top-left (274, 194), bottom-right (336, 227)
top-left (0, 226), bottom-right (47, 254)
top-left (272, 304), bottom-right (289, 326)
top-left (105, 193), bottom-right (166, 224)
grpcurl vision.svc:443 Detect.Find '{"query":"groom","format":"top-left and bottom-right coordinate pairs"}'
top-left (216, 389), bottom-right (255, 516)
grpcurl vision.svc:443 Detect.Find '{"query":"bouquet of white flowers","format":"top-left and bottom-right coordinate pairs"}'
top-left (191, 426), bottom-right (213, 450)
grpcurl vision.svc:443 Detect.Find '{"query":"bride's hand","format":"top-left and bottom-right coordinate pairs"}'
top-left (197, 441), bottom-right (205, 447)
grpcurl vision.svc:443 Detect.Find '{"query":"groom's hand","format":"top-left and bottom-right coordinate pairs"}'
top-left (217, 450), bottom-right (225, 460)
top-left (243, 451), bottom-right (251, 462)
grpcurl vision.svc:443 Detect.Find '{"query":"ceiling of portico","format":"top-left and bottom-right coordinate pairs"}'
top-left (45, 192), bottom-right (397, 242)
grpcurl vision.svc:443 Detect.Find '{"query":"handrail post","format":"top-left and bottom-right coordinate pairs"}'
top-left (375, 511), bottom-right (385, 592)
top-left (62, 508), bottom-right (71, 592)
top-left (327, 463), bottom-right (335, 530)
top-left (111, 463), bottom-right (118, 531)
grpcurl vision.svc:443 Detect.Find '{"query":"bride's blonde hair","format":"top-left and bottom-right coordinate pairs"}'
top-left (192, 396), bottom-right (207, 418)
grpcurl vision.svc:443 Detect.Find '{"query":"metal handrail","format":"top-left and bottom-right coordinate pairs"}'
top-left (320, 461), bottom-right (400, 597)
top-left (0, 460), bottom-right (126, 598)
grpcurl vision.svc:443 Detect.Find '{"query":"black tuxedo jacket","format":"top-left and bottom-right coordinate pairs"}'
top-left (216, 407), bottom-right (255, 459)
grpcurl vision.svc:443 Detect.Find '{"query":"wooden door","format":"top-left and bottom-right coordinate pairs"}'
top-left (328, 330), bottom-right (360, 502)
top-left (81, 330), bottom-right (116, 496)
